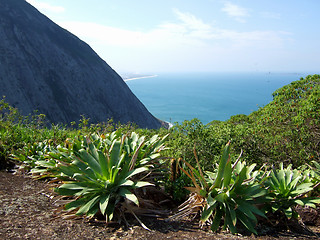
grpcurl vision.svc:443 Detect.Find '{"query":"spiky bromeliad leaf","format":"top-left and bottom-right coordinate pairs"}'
top-left (213, 141), bottom-right (231, 188)
top-left (76, 195), bottom-right (100, 216)
top-left (201, 200), bottom-right (217, 222)
top-left (77, 149), bottom-right (102, 176)
top-left (99, 194), bottom-right (110, 216)
top-left (211, 207), bottom-right (223, 232)
top-left (119, 188), bottom-right (139, 206)
top-left (237, 210), bottom-right (258, 235)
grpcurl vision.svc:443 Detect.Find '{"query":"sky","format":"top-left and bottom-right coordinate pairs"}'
top-left (26, 0), bottom-right (320, 74)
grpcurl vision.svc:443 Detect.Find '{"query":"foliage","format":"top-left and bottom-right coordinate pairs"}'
top-left (54, 132), bottom-right (167, 224)
top-left (166, 74), bottom-right (320, 168)
top-left (172, 142), bottom-right (267, 234)
top-left (263, 163), bottom-right (320, 220)
top-left (1, 74), bottom-right (320, 233)
top-left (166, 119), bottom-right (239, 171)
top-left (164, 158), bottom-right (191, 202)
top-left (0, 98), bottom-right (72, 169)
top-left (245, 74), bottom-right (320, 166)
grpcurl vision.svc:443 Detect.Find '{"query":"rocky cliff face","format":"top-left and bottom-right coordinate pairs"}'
top-left (0, 0), bottom-right (162, 129)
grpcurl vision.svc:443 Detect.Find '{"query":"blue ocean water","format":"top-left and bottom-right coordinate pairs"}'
top-left (126, 72), bottom-right (307, 124)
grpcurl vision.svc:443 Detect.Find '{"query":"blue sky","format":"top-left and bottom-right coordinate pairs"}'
top-left (26, 0), bottom-right (320, 73)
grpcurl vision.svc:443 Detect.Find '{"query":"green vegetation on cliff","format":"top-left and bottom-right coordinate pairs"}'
top-left (166, 74), bottom-right (319, 169)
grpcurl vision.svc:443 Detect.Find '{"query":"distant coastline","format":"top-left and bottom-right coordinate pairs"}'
top-left (124, 75), bottom-right (158, 82)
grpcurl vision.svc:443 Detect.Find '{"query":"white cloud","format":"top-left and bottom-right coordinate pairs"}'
top-left (26, 0), bottom-right (65, 13)
top-left (222, 2), bottom-right (249, 22)
top-left (60, 21), bottom-right (147, 47)
top-left (261, 11), bottom-right (281, 19)
top-left (57, 9), bottom-right (290, 72)
top-left (173, 9), bottom-right (212, 32)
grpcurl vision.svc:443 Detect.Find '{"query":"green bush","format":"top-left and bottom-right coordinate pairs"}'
top-left (54, 131), bottom-right (168, 223)
top-left (171, 142), bottom-right (320, 234)
top-left (166, 74), bottom-right (320, 168)
top-left (172, 142), bottom-right (267, 234)
top-left (263, 163), bottom-right (320, 220)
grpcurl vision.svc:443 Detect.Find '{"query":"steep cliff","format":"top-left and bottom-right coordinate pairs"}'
top-left (0, 0), bottom-right (162, 129)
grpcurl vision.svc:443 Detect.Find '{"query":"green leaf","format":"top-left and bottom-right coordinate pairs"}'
top-left (207, 193), bottom-right (216, 206)
top-left (119, 188), bottom-right (139, 206)
top-left (134, 181), bottom-right (154, 188)
top-left (284, 170), bottom-right (293, 189)
top-left (72, 159), bottom-right (96, 179)
top-left (98, 151), bottom-right (109, 178)
top-left (205, 171), bottom-right (216, 180)
top-left (201, 202), bottom-right (217, 222)
top-left (64, 197), bottom-right (87, 211)
top-left (55, 187), bottom-right (80, 196)
top-left (294, 197), bottom-right (320, 207)
top-left (228, 204), bottom-right (237, 227)
top-left (88, 143), bottom-right (99, 161)
top-left (225, 206), bottom-right (237, 234)
top-left (291, 183), bottom-right (313, 195)
top-left (246, 164), bottom-right (257, 178)
top-left (76, 195), bottom-right (100, 215)
top-left (87, 204), bottom-right (99, 218)
top-left (215, 192), bottom-right (227, 203)
top-left (249, 185), bottom-right (268, 199)
top-left (59, 182), bottom-right (91, 190)
top-left (56, 182), bottom-right (91, 196)
top-left (99, 194), bottom-right (110, 215)
top-left (72, 173), bottom-right (91, 182)
top-left (222, 157), bottom-right (232, 188)
top-left (278, 169), bottom-right (286, 193)
top-left (237, 200), bottom-right (266, 219)
top-left (109, 140), bottom-right (122, 169)
top-left (199, 189), bottom-right (207, 197)
top-left (231, 165), bottom-right (247, 191)
top-left (77, 149), bottom-right (102, 175)
top-left (35, 160), bottom-right (55, 168)
top-left (309, 198), bottom-right (320, 204)
top-left (270, 170), bottom-right (280, 189)
top-left (105, 199), bottom-right (116, 222)
top-left (214, 142), bottom-right (231, 188)
top-left (305, 203), bottom-right (316, 208)
top-left (119, 179), bottom-right (134, 187)
top-left (237, 205), bottom-right (257, 222)
top-left (237, 211), bottom-right (257, 235)
top-left (272, 205), bottom-right (279, 213)
top-left (294, 199), bottom-right (304, 206)
top-left (59, 165), bottom-right (78, 178)
top-left (125, 167), bottom-right (149, 179)
top-left (211, 208), bottom-right (223, 232)
top-left (284, 207), bottom-right (293, 219)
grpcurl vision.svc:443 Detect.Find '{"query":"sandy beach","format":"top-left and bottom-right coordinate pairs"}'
top-left (124, 75), bottom-right (158, 82)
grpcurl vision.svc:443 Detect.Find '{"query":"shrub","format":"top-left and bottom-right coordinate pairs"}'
top-left (263, 163), bottom-right (320, 220)
top-left (172, 142), bottom-right (267, 234)
top-left (54, 132), bottom-right (168, 225)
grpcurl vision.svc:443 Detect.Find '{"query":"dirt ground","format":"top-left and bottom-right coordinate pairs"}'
top-left (1, 170), bottom-right (319, 240)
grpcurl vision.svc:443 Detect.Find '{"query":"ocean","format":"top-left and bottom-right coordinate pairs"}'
top-left (125, 72), bottom-right (308, 124)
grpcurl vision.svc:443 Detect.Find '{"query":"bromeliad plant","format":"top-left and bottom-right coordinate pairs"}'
top-left (263, 163), bottom-right (320, 220)
top-left (12, 138), bottom-right (75, 179)
top-left (172, 142), bottom-right (267, 234)
top-left (54, 131), bottom-right (167, 225)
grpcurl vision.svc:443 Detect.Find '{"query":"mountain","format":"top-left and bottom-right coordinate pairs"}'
top-left (0, 0), bottom-right (163, 129)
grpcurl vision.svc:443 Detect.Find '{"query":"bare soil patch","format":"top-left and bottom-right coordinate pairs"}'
top-left (0, 170), bottom-right (319, 239)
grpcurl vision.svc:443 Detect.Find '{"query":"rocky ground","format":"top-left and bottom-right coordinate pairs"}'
top-left (1, 170), bottom-right (319, 240)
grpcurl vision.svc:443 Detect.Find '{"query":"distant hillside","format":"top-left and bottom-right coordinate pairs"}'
top-left (0, 0), bottom-right (162, 129)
